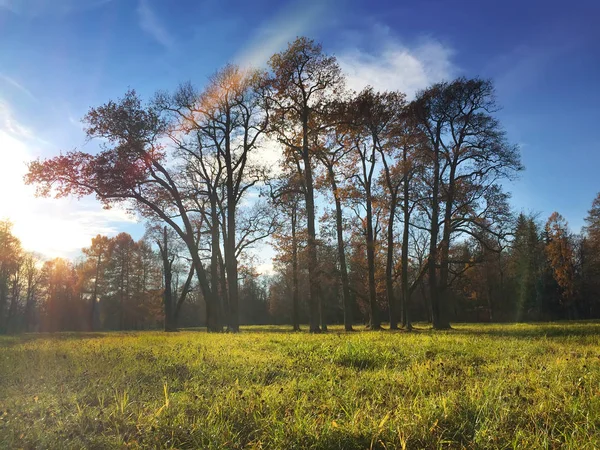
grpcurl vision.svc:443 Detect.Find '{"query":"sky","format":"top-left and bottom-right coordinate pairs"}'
top-left (1, 0), bottom-right (599, 265)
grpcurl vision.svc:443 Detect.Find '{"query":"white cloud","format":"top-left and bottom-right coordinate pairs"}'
top-left (338, 35), bottom-right (456, 98)
top-left (137, 0), bottom-right (176, 51)
top-left (235, 0), bottom-right (331, 69)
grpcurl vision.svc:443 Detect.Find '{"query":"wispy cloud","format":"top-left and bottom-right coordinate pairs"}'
top-left (235, 0), bottom-right (331, 69)
top-left (0, 100), bottom-right (33, 138)
top-left (487, 44), bottom-right (571, 100)
top-left (137, 0), bottom-right (176, 51)
top-left (0, 73), bottom-right (36, 101)
top-left (338, 31), bottom-right (456, 98)
top-left (0, 0), bottom-right (113, 16)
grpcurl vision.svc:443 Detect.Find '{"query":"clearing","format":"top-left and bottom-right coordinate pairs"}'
top-left (1, 322), bottom-right (599, 449)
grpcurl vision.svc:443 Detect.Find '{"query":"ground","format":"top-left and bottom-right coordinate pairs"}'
top-left (1, 322), bottom-right (599, 449)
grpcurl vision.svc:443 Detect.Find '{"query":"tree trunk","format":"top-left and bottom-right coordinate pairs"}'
top-left (188, 238), bottom-right (220, 332)
top-left (90, 254), bottom-right (101, 332)
top-left (319, 282), bottom-right (327, 331)
top-left (173, 263), bottom-right (195, 329)
top-left (161, 227), bottom-right (176, 332)
top-left (365, 184), bottom-right (381, 330)
top-left (0, 283), bottom-right (6, 333)
top-left (329, 169), bottom-right (353, 331)
top-left (386, 195), bottom-right (398, 330)
top-left (401, 149), bottom-right (413, 331)
top-left (217, 247), bottom-right (228, 323)
top-left (119, 258), bottom-right (125, 330)
top-left (436, 161), bottom-right (456, 330)
top-left (379, 151), bottom-right (399, 330)
top-left (302, 115), bottom-right (321, 333)
top-left (225, 212), bottom-right (238, 332)
top-left (209, 196), bottom-right (223, 329)
top-left (7, 277), bottom-right (19, 333)
top-left (291, 206), bottom-right (300, 331)
top-left (429, 146), bottom-right (442, 329)
top-left (224, 111), bottom-right (240, 333)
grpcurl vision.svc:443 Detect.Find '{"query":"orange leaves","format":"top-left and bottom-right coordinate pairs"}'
top-left (545, 212), bottom-right (576, 304)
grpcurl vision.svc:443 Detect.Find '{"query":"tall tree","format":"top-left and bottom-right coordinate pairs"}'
top-left (0, 220), bottom-right (22, 333)
top-left (22, 252), bottom-right (41, 332)
top-left (156, 66), bottom-right (270, 332)
top-left (82, 235), bottom-right (110, 331)
top-left (25, 90), bottom-right (221, 331)
top-left (394, 111), bottom-right (427, 330)
top-left (582, 193), bottom-right (600, 317)
top-left (270, 173), bottom-right (305, 331)
top-left (362, 89), bottom-right (406, 329)
top-left (153, 226), bottom-right (195, 331)
top-left (510, 213), bottom-right (544, 321)
top-left (267, 37), bottom-right (345, 332)
top-left (39, 258), bottom-right (83, 331)
top-left (545, 212), bottom-right (577, 317)
top-left (342, 88), bottom-right (402, 330)
top-left (411, 78), bottom-right (522, 329)
top-left (315, 124), bottom-right (354, 331)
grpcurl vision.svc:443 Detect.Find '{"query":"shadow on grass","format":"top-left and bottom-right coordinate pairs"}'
top-left (2, 321), bottom-right (599, 343)
top-left (445, 321), bottom-right (600, 339)
top-left (0, 331), bottom-right (123, 348)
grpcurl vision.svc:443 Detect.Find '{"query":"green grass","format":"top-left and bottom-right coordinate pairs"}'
top-left (1, 322), bottom-right (600, 449)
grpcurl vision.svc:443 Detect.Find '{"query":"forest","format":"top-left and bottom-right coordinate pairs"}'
top-left (2, 37), bottom-right (600, 334)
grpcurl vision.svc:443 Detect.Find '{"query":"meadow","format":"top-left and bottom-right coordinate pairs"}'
top-left (1, 322), bottom-right (599, 449)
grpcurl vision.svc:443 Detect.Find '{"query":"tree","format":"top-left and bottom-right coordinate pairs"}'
top-left (22, 252), bottom-right (41, 332)
top-left (510, 213), bottom-right (545, 320)
top-left (341, 88), bottom-right (400, 330)
top-left (153, 226), bottom-right (195, 331)
top-left (545, 212), bottom-right (577, 317)
top-left (393, 111), bottom-right (427, 330)
top-left (359, 89), bottom-right (406, 329)
top-left (267, 37), bottom-right (345, 332)
top-left (270, 173), bottom-right (305, 331)
top-left (411, 78), bottom-right (522, 329)
top-left (315, 121), bottom-right (354, 331)
top-left (156, 65), bottom-right (270, 332)
top-left (0, 220), bottom-right (22, 333)
top-left (82, 235), bottom-right (110, 331)
top-left (580, 193), bottom-right (600, 317)
top-left (39, 258), bottom-right (84, 331)
top-left (25, 90), bottom-right (221, 331)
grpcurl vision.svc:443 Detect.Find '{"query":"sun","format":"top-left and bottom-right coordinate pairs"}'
top-left (0, 130), bottom-right (136, 258)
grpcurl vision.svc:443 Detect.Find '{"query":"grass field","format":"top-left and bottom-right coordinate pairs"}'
top-left (1, 323), bottom-right (599, 449)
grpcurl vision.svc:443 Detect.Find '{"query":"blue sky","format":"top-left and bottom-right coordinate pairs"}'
top-left (1, 0), bottom-right (599, 261)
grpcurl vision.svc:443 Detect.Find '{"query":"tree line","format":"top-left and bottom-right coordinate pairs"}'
top-left (3, 36), bottom-right (596, 333)
top-left (0, 221), bottom-right (271, 332)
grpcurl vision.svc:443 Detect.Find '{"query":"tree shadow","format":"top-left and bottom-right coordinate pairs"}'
top-left (2, 321), bottom-right (599, 343)
top-left (0, 332), bottom-right (112, 348)
top-left (447, 321), bottom-right (600, 340)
